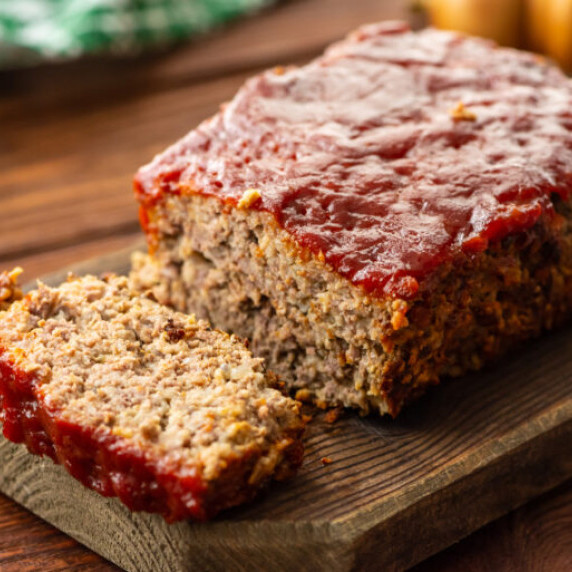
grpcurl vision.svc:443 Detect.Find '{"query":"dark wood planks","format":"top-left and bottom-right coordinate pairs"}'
top-left (0, 495), bottom-right (117, 572)
top-left (0, 250), bottom-right (571, 571)
top-left (413, 481), bottom-right (572, 572)
top-left (5, 234), bottom-right (144, 283)
top-left (0, 71), bottom-right (249, 261)
top-left (0, 0), bottom-right (406, 114)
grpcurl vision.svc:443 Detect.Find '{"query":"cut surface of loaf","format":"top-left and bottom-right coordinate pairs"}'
top-left (0, 274), bottom-right (304, 522)
top-left (132, 22), bottom-right (572, 416)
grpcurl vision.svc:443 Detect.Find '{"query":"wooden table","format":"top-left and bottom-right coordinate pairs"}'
top-left (1, 0), bottom-right (571, 569)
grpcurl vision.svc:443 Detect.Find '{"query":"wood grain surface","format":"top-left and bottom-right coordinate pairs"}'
top-left (1, 0), bottom-right (572, 569)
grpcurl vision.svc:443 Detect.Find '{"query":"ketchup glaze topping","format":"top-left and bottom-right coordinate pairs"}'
top-left (136, 22), bottom-right (572, 300)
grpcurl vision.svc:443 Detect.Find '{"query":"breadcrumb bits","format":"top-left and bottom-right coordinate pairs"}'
top-left (8, 267), bottom-right (23, 282)
top-left (237, 188), bottom-right (262, 209)
top-left (0, 267), bottom-right (23, 309)
top-left (321, 457), bottom-right (333, 465)
top-left (391, 300), bottom-right (409, 331)
top-left (449, 101), bottom-right (477, 122)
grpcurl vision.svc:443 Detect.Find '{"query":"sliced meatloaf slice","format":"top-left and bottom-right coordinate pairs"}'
top-left (0, 274), bottom-right (304, 522)
top-left (131, 22), bottom-right (572, 416)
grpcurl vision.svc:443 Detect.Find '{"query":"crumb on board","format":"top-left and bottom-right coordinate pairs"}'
top-left (301, 414), bottom-right (313, 425)
top-left (237, 188), bottom-right (262, 209)
top-left (324, 407), bottom-right (344, 424)
top-left (449, 101), bottom-right (477, 122)
top-left (321, 457), bottom-right (333, 466)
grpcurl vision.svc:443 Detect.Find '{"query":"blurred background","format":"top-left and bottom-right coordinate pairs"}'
top-left (1, 1), bottom-right (572, 571)
top-left (1, 1), bottom-right (570, 71)
top-left (421, 0), bottom-right (572, 70)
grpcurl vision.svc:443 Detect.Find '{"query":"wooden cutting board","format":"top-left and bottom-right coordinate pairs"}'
top-left (1, 247), bottom-right (571, 572)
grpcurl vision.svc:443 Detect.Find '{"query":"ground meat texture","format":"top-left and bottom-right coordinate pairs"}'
top-left (130, 195), bottom-right (572, 416)
top-left (0, 275), bottom-right (304, 522)
top-left (131, 23), bottom-right (572, 416)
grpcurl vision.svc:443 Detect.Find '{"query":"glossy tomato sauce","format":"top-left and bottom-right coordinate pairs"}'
top-left (135, 22), bottom-right (572, 300)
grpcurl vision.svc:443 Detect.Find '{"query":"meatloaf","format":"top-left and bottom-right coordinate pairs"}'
top-left (131, 21), bottom-right (572, 417)
top-left (0, 273), bottom-right (304, 522)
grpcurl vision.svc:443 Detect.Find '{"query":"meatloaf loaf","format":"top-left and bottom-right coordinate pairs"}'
top-left (131, 21), bottom-right (572, 417)
top-left (0, 273), bottom-right (304, 522)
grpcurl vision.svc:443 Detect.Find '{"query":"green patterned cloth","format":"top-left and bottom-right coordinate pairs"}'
top-left (0, 0), bottom-right (273, 69)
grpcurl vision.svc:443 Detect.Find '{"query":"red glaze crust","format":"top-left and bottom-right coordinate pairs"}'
top-left (135, 22), bottom-right (572, 300)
